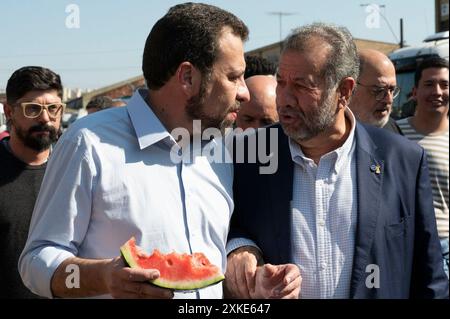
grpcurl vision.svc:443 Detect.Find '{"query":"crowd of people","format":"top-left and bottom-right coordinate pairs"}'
top-left (0, 2), bottom-right (448, 299)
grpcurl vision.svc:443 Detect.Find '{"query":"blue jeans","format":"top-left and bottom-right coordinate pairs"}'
top-left (441, 238), bottom-right (449, 279)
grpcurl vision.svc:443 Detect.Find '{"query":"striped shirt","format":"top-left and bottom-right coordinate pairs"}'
top-left (397, 117), bottom-right (449, 239)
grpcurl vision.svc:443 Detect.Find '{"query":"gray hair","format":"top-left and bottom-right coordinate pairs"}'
top-left (282, 23), bottom-right (359, 92)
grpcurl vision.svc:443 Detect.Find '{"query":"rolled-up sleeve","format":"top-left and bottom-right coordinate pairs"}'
top-left (226, 238), bottom-right (259, 255)
top-left (18, 131), bottom-right (96, 298)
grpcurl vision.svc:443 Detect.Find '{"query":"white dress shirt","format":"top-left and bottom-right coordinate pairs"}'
top-left (19, 89), bottom-right (233, 299)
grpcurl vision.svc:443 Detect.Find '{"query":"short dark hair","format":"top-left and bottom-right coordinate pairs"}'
top-left (86, 96), bottom-right (115, 110)
top-left (244, 55), bottom-right (277, 79)
top-left (6, 66), bottom-right (63, 105)
top-left (414, 57), bottom-right (449, 87)
top-left (142, 2), bottom-right (249, 90)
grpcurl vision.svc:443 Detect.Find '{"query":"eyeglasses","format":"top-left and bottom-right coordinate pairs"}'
top-left (18, 102), bottom-right (65, 119)
top-left (357, 82), bottom-right (400, 101)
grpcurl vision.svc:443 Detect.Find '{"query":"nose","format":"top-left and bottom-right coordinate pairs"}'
top-left (236, 78), bottom-right (250, 103)
top-left (382, 89), bottom-right (394, 104)
top-left (37, 107), bottom-right (51, 124)
top-left (432, 83), bottom-right (444, 96)
top-left (276, 84), bottom-right (297, 109)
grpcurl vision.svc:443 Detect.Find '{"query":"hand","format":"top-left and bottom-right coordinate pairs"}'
top-left (252, 263), bottom-right (301, 299)
top-left (224, 246), bottom-right (262, 298)
top-left (104, 256), bottom-right (174, 299)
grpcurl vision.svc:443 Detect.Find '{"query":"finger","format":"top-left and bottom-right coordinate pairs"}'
top-left (244, 258), bottom-right (257, 296)
top-left (235, 258), bottom-right (252, 298)
top-left (262, 263), bottom-right (279, 278)
top-left (111, 291), bottom-right (144, 299)
top-left (271, 266), bottom-right (301, 294)
top-left (280, 285), bottom-right (301, 299)
top-left (253, 265), bottom-right (282, 299)
top-left (224, 257), bottom-right (239, 298)
top-left (271, 276), bottom-right (301, 299)
top-left (281, 264), bottom-right (301, 285)
top-left (122, 268), bottom-right (160, 282)
top-left (122, 281), bottom-right (174, 299)
top-left (139, 283), bottom-right (174, 299)
top-left (111, 289), bottom-right (171, 299)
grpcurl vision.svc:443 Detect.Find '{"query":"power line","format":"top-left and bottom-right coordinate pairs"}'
top-left (0, 49), bottom-right (140, 59)
top-left (0, 66), bottom-right (140, 72)
top-left (360, 3), bottom-right (400, 43)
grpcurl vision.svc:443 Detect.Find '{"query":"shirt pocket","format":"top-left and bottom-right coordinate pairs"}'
top-left (385, 215), bottom-right (411, 238)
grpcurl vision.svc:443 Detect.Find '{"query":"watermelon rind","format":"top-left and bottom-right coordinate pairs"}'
top-left (150, 273), bottom-right (225, 291)
top-left (120, 241), bottom-right (139, 269)
top-left (120, 238), bottom-right (225, 291)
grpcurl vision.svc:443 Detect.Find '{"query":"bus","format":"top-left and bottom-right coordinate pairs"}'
top-left (388, 31), bottom-right (449, 119)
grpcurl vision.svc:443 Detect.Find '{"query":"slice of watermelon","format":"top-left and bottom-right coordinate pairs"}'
top-left (120, 237), bottom-right (225, 291)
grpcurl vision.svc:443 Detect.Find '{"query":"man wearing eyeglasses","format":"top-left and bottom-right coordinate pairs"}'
top-left (0, 66), bottom-right (64, 298)
top-left (349, 49), bottom-right (402, 134)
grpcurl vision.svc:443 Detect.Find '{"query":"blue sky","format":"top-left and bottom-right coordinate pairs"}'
top-left (0, 0), bottom-right (435, 91)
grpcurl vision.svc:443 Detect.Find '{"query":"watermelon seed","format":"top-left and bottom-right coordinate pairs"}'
top-left (167, 259), bottom-right (173, 266)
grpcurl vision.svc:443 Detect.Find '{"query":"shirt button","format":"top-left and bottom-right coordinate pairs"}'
top-left (320, 262), bottom-right (327, 270)
top-left (318, 220), bottom-right (325, 227)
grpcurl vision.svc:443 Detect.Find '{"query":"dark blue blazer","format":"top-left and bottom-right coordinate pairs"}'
top-left (229, 123), bottom-right (449, 299)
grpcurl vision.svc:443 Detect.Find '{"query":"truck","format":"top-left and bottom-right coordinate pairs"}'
top-left (0, 103), bottom-right (6, 132)
top-left (388, 31), bottom-right (449, 119)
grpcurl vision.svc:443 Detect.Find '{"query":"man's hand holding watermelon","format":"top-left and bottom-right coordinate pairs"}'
top-left (104, 256), bottom-right (175, 299)
top-left (50, 256), bottom-right (175, 299)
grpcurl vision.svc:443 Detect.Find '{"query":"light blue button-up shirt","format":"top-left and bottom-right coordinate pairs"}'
top-left (19, 89), bottom-right (234, 299)
top-left (289, 108), bottom-right (357, 299)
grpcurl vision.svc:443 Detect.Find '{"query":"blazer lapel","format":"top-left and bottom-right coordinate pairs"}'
top-left (350, 124), bottom-right (384, 298)
top-left (267, 126), bottom-right (294, 264)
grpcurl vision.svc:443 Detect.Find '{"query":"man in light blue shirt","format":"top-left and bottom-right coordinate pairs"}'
top-left (19, 3), bottom-right (253, 299)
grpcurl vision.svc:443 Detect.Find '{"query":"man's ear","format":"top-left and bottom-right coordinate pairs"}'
top-left (3, 102), bottom-right (14, 120)
top-left (338, 77), bottom-right (356, 108)
top-left (176, 62), bottom-right (201, 98)
top-left (411, 86), bottom-right (418, 100)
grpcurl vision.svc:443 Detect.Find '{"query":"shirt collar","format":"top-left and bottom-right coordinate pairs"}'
top-left (288, 107), bottom-right (356, 174)
top-left (127, 89), bottom-right (175, 150)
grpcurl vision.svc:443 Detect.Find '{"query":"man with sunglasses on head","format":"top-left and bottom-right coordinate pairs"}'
top-left (349, 49), bottom-right (402, 135)
top-left (0, 66), bottom-right (64, 298)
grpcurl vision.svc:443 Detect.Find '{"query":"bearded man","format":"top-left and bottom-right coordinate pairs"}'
top-left (225, 23), bottom-right (448, 299)
top-left (19, 3), bottom-right (298, 300)
top-left (0, 66), bottom-right (63, 298)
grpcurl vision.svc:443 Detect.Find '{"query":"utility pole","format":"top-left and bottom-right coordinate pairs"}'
top-left (400, 18), bottom-right (404, 48)
top-left (360, 4), bottom-right (403, 47)
top-left (267, 11), bottom-right (298, 43)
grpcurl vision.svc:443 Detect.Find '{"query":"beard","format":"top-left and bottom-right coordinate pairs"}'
top-left (185, 81), bottom-right (238, 135)
top-left (279, 90), bottom-right (338, 142)
top-left (372, 112), bottom-right (390, 128)
top-left (12, 121), bottom-right (59, 152)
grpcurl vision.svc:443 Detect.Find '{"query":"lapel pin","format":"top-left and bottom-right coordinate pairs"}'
top-left (370, 164), bottom-right (381, 174)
